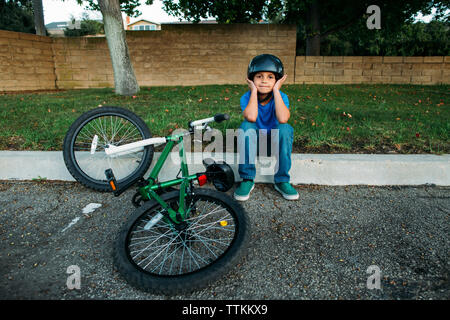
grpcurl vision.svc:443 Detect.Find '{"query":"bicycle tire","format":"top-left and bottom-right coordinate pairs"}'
top-left (63, 106), bottom-right (154, 192)
top-left (113, 188), bottom-right (250, 295)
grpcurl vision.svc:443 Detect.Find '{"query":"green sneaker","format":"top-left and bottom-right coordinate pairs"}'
top-left (274, 182), bottom-right (299, 200)
top-left (234, 180), bottom-right (255, 201)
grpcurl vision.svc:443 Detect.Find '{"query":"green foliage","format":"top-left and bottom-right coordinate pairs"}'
top-left (0, 85), bottom-right (448, 154)
top-left (314, 20), bottom-right (449, 56)
top-left (64, 18), bottom-right (104, 37)
top-left (0, 0), bottom-right (35, 34)
top-left (389, 20), bottom-right (450, 56)
top-left (285, 0), bottom-right (449, 56)
top-left (162, 0), bottom-right (267, 23)
top-left (157, 0), bottom-right (449, 56)
top-left (77, 0), bottom-right (154, 18)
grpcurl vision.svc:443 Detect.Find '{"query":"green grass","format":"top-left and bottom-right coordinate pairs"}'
top-left (0, 84), bottom-right (448, 154)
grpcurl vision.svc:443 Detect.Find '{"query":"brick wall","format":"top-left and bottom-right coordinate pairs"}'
top-left (52, 36), bottom-right (113, 89)
top-left (52, 24), bottom-right (297, 89)
top-left (0, 30), bottom-right (55, 91)
top-left (295, 56), bottom-right (449, 85)
top-left (0, 26), bottom-right (449, 92)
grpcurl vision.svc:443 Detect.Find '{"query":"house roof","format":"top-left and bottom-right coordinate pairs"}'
top-left (128, 19), bottom-right (160, 26)
top-left (45, 19), bottom-right (103, 30)
top-left (45, 21), bottom-right (69, 30)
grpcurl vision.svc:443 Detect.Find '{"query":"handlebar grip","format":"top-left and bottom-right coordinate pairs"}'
top-left (214, 113), bottom-right (229, 123)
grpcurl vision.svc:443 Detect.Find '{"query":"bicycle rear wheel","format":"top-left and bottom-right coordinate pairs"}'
top-left (63, 106), bottom-right (154, 191)
top-left (113, 188), bottom-right (250, 295)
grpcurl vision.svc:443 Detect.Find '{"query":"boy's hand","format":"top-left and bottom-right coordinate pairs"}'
top-left (273, 74), bottom-right (287, 92)
top-left (246, 78), bottom-right (257, 93)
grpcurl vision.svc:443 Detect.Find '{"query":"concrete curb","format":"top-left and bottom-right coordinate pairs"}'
top-left (0, 151), bottom-right (449, 186)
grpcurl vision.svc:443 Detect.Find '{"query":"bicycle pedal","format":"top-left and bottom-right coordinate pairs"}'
top-left (105, 169), bottom-right (118, 192)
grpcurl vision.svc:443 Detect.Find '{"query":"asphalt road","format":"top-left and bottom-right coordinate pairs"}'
top-left (0, 180), bottom-right (448, 300)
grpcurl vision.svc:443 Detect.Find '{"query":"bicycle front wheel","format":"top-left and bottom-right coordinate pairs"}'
top-left (63, 106), bottom-right (154, 191)
top-left (113, 188), bottom-right (250, 295)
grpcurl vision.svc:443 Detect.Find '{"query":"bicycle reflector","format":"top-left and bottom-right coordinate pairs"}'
top-left (105, 169), bottom-right (117, 191)
top-left (197, 174), bottom-right (207, 186)
top-left (203, 159), bottom-right (235, 192)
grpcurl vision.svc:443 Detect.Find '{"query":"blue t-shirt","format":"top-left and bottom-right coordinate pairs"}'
top-left (240, 91), bottom-right (290, 133)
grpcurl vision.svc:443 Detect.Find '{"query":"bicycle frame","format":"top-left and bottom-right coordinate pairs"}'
top-left (104, 114), bottom-right (230, 225)
top-left (143, 133), bottom-right (197, 223)
top-left (107, 130), bottom-right (204, 225)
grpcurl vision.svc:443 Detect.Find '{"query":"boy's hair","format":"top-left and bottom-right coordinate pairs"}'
top-left (247, 54), bottom-right (284, 81)
top-left (252, 71), bottom-right (277, 81)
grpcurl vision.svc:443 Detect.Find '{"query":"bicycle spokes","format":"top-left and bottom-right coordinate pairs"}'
top-left (128, 198), bottom-right (236, 276)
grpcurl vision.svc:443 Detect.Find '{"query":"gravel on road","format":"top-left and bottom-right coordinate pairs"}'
top-left (0, 180), bottom-right (448, 300)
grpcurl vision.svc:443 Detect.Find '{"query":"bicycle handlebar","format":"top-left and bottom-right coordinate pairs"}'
top-left (214, 113), bottom-right (229, 123)
top-left (189, 113), bottom-right (229, 130)
top-left (105, 113), bottom-right (229, 158)
top-left (105, 113), bottom-right (230, 197)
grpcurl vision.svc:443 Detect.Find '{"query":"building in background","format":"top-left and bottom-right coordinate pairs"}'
top-left (45, 19), bottom-right (103, 37)
top-left (45, 21), bottom-right (70, 36)
top-left (125, 17), bottom-right (161, 31)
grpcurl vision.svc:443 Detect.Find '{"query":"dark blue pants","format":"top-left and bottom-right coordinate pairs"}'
top-left (237, 120), bottom-right (294, 183)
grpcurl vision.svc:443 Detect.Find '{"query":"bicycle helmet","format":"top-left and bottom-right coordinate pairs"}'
top-left (203, 159), bottom-right (235, 192)
top-left (247, 54), bottom-right (284, 81)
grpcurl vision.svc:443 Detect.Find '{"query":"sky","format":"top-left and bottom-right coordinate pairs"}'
top-left (42, 0), bottom-right (440, 25)
top-left (42, 0), bottom-right (180, 24)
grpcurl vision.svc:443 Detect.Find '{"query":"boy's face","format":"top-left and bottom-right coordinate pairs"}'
top-left (253, 72), bottom-right (276, 94)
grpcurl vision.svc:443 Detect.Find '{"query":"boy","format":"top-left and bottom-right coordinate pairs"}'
top-left (234, 54), bottom-right (299, 201)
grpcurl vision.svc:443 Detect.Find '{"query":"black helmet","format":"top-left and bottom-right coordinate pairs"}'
top-left (247, 54), bottom-right (284, 81)
top-left (203, 159), bottom-right (235, 192)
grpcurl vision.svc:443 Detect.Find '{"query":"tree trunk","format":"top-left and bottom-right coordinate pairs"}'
top-left (32, 0), bottom-right (46, 36)
top-left (98, 0), bottom-right (139, 96)
top-left (305, 0), bottom-right (320, 56)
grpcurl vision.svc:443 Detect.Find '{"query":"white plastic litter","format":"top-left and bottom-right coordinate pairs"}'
top-left (82, 203), bottom-right (102, 214)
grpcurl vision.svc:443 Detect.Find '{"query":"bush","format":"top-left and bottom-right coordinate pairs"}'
top-left (64, 19), bottom-right (104, 37)
top-left (297, 19), bottom-right (449, 56)
top-left (0, 0), bottom-right (35, 34)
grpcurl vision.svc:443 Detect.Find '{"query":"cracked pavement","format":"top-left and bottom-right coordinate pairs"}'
top-left (0, 180), bottom-right (448, 300)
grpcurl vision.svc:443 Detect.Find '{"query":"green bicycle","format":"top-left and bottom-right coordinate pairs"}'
top-left (62, 106), bottom-right (250, 295)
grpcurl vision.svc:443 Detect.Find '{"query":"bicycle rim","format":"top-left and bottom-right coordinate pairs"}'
top-left (126, 193), bottom-right (239, 277)
top-left (70, 112), bottom-right (149, 183)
